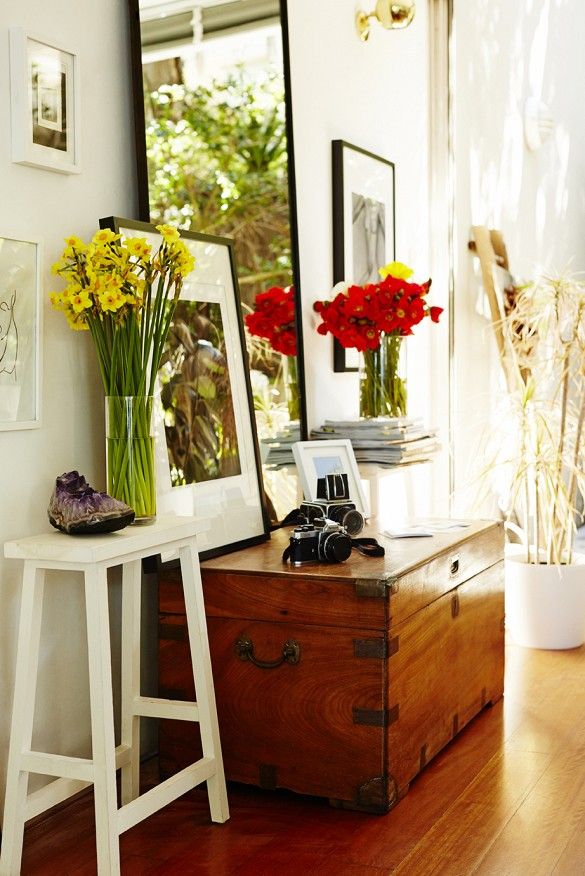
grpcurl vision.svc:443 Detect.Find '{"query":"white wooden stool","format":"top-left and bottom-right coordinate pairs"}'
top-left (0, 515), bottom-right (229, 876)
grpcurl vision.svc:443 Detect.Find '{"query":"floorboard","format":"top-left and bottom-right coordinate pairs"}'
top-left (15, 640), bottom-right (585, 875)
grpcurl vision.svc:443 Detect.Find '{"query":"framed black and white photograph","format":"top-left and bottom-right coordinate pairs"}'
top-left (332, 140), bottom-right (395, 371)
top-left (9, 28), bottom-right (80, 174)
top-left (0, 235), bottom-right (42, 430)
top-left (292, 439), bottom-right (369, 518)
top-left (101, 217), bottom-right (270, 559)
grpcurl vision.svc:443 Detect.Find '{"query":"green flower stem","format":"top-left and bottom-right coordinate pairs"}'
top-left (359, 334), bottom-right (407, 419)
top-left (106, 396), bottom-right (155, 520)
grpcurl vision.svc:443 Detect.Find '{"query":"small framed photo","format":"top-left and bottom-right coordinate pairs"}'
top-left (101, 217), bottom-right (271, 560)
top-left (292, 439), bottom-right (369, 518)
top-left (0, 235), bottom-right (42, 430)
top-left (9, 28), bottom-right (81, 174)
top-left (332, 140), bottom-right (395, 372)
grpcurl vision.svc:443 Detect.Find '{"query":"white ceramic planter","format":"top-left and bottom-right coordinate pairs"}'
top-left (505, 549), bottom-right (585, 649)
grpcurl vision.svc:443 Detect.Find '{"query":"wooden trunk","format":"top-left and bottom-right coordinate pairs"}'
top-left (158, 520), bottom-right (504, 813)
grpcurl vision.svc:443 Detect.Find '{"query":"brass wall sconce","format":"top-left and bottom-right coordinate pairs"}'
top-left (356, 1), bottom-right (416, 41)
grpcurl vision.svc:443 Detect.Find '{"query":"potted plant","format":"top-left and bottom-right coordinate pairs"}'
top-left (490, 274), bottom-right (585, 648)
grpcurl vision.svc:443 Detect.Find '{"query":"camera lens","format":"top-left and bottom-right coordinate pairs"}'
top-left (342, 509), bottom-right (364, 536)
top-left (327, 506), bottom-right (344, 524)
top-left (322, 532), bottom-right (352, 563)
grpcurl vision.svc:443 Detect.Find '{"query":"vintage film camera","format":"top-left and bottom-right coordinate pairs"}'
top-left (299, 473), bottom-right (364, 537)
top-left (287, 518), bottom-right (353, 566)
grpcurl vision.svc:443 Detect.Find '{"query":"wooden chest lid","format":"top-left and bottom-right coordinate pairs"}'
top-left (201, 519), bottom-right (502, 584)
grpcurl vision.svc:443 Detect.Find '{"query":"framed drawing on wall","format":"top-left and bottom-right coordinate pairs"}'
top-left (9, 29), bottom-right (81, 174)
top-left (100, 217), bottom-right (270, 559)
top-left (332, 140), bottom-right (395, 372)
top-left (0, 235), bottom-right (42, 430)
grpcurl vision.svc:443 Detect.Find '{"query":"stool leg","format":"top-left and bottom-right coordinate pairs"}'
top-left (179, 544), bottom-right (229, 824)
top-left (121, 559), bottom-right (141, 805)
top-left (0, 564), bottom-right (45, 876)
top-left (84, 566), bottom-right (120, 876)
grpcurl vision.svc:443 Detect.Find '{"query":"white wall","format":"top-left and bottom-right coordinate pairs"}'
top-left (452, 0), bottom-right (585, 514)
top-left (0, 0), bottom-right (136, 806)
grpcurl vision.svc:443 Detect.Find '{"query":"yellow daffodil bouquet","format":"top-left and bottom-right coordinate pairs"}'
top-left (50, 225), bottom-right (194, 521)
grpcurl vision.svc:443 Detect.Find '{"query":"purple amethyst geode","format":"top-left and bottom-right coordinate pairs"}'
top-left (48, 471), bottom-right (135, 534)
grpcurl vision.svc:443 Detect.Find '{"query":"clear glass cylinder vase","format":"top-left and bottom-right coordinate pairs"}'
top-left (359, 334), bottom-right (407, 419)
top-left (105, 396), bottom-right (156, 524)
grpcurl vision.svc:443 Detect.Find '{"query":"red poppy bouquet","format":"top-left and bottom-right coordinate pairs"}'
top-left (313, 262), bottom-right (442, 352)
top-left (245, 285), bottom-right (297, 357)
top-left (314, 262), bottom-right (443, 418)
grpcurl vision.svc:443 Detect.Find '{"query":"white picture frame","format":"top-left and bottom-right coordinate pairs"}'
top-left (292, 439), bottom-right (370, 518)
top-left (9, 28), bottom-right (81, 174)
top-left (102, 217), bottom-right (270, 560)
top-left (0, 234), bottom-right (42, 430)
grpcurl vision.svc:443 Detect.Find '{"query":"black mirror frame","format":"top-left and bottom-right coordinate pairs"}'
top-left (126, 0), bottom-right (308, 442)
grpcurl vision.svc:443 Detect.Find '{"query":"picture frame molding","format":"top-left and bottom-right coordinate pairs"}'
top-left (0, 233), bottom-right (42, 431)
top-left (100, 216), bottom-right (271, 560)
top-left (292, 438), bottom-right (370, 518)
top-left (9, 27), bottom-right (81, 175)
top-left (332, 139), bottom-right (396, 372)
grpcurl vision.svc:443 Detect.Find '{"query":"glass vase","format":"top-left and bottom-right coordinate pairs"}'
top-left (105, 396), bottom-right (156, 524)
top-left (359, 334), bottom-right (407, 419)
top-left (284, 354), bottom-right (300, 422)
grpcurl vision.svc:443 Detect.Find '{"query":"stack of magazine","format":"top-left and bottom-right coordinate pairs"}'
top-left (262, 423), bottom-right (301, 469)
top-left (309, 417), bottom-right (440, 467)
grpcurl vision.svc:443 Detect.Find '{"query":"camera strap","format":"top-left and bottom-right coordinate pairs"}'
top-left (350, 538), bottom-right (385, 557)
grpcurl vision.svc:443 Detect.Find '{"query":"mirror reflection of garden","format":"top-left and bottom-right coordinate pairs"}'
top-left (142, 21), bottom-right (299, 519)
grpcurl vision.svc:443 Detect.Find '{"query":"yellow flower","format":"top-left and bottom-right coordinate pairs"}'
top-left (71, 290), bottom-right (93, 313)
top-left (176, 253), bottom-right (195, 277)
top-left (63, 235), bottom-right (88, 252)
top-left (125, 238), bottom-right (152, 260)
top-left (49, 292), bottom-right (66, 311)
top-left (98, 289), bottom-right (125, 313)
top-left (66, 312), bottom-right (89, 331)
top-left (103, 273), bottom-right (124, 291)
top-left (51, 259), bottom-right (70, 276)
top-left (379, 261), bottom-right (414, 281)
top-left (156, 224), bottom-right (180, 243)
top-left (92, 228), bottom-right (121, 248)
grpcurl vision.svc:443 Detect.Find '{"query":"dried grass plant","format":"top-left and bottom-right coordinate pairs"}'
top-left (489, 274), bottom-right (585, 565)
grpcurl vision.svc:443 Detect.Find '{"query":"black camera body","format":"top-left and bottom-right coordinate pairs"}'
top-left (299, 473), bottom-right (364, 537)
top-left (288, 518), bottom-right (353, 566)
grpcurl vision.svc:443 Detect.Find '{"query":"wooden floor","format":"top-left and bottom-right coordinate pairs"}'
top-left (18, 640), bottom-right (585, 875)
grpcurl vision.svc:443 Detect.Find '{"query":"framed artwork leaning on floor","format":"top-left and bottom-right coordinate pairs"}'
top-left (100, 216), bottom-right (271, 559)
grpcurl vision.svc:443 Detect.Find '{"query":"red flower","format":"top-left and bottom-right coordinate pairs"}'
top-left (313, 269), bottom-right (440, 350)
top-left (245, 286), bottom-right (297, 357)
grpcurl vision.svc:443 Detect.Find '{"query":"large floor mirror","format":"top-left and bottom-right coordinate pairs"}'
top-left (128, 0), bottom-right (306, 523)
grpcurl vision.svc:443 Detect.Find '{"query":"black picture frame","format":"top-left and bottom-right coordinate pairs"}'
top-left (100, 216), bottom-right (271, 560)
top-left (332, 140), bottom-right (396, 372)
